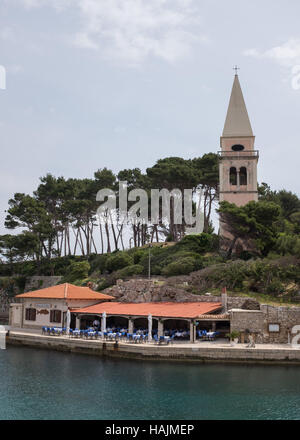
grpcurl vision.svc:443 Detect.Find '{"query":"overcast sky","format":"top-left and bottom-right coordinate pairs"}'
top-left (1, 0), bottom-right (300, 234)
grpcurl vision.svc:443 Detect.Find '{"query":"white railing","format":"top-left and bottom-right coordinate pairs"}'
top-left (218, 150), bottom-right (259, 158)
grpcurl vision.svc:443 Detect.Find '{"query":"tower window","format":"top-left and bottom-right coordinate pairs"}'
top-left (229, 167), bottom-right (237, 185)
top-left (240, 167), bottom-right (247, 185)
top-left (231, 144), bottom-right (245, 151)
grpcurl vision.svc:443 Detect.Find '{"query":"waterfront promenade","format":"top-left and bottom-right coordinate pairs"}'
top-left (6, 327), bottom-right (300, 365)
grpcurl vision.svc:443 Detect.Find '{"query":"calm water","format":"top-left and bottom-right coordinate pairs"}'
top-left (0, 346), bottom-right (300, 420)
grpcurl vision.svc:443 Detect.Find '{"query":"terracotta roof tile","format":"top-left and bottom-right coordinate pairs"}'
top-left (15, 283), bottom-right (114, 301)
top-left (72, 301), bottom-right (222, 319)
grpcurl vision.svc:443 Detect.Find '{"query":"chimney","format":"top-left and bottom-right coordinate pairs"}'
top-left (221, 287), bottom-right (228, 313)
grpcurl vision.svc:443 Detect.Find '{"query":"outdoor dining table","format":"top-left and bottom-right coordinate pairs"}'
top-left (158, 336), bottom-right (170, 345)
top-left (206, 332), bottom-right (216, 340)
top-left (51, 327), bottom-right (63, 335)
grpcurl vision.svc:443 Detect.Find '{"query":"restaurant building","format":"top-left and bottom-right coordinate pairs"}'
top-left (9, 283), bottom-right (114, 329)
top-left (9, 283), bottom-right (230, 341)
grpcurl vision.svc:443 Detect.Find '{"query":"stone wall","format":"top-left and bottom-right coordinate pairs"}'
top-left (7, 331), bottom-right (300, 364)
top-left (230, 309), bottom-right (265, 334)
top-left (261, 305), bottom-right (300, 344)
top-left (229, 306), bottom-right (300, 344)
top-left (0, 289), bottom-right (14, 320)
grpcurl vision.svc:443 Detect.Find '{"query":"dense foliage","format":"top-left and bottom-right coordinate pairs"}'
top-left (0, 154), bottom-right (219, 269)
top-left (188, 256), bottom-right (300, 301)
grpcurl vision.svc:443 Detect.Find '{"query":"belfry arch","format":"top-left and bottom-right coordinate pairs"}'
top-left (239, 167), bottom-right (247, 185)
top-left (229, 167), bottom-right (237, 185)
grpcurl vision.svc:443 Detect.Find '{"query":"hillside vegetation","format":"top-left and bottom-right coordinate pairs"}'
top-left (1, 233), bottom-right (299, 306)
top-left (0, 156), bottom-right (300, 304)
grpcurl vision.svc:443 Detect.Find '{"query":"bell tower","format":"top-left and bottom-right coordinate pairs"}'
top-left (219, 73), bottom-right (259, 207)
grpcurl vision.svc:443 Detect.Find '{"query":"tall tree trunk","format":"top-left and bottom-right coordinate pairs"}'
top-left (78, 228), bottom-right (85, 256)
top-left (99, 223), bottom-right (104, 254)
top-left (105, 223), bottom-right (111, 253)
top-left (73, 228), bottom-right (79, 255)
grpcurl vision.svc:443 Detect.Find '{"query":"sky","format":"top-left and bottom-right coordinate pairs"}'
top-left (1, 0), bottom-right (300, 235)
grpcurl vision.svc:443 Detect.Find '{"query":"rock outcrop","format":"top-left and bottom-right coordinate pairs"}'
top-left (103, 278), bottom-right (255, 309)
top-left (103, 278), bottom-right (203, 303)
top-left (241, 298), bottom-right (261, 310)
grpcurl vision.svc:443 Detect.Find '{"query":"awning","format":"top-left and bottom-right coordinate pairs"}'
top-left (71, 301), bottom-right (222, 320)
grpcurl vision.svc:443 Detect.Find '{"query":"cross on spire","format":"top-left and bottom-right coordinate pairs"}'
top-left (233, 65), bottom-right (240, 75)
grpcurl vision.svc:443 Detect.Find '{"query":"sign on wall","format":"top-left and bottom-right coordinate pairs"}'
top-left (269, 324), bottom-right (280, 333)
top-left (37, 310), bottom-right (49, 315)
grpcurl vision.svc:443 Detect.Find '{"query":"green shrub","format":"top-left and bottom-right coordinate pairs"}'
top-left (176, 233), bottom-right (217, 254)
top-left (150, 265), bottom-right (163, 275)
top-left (105, 252), bottom-right (133, 273)
top-left (13, 276), bottom-right (27, 292)
top-left (275, 234), bottom-right (299, 256)
top-left (226, 330), bottom-right (240, 341)
top-left (18, 261), bottom-right (37, 277)
top-left (116, 264), bottom-right (144, 279)
top-left (0, 277), bottom-right (16, 293)
top-left (162, 257), bottom-right (196, 277)
top-left (89, 254), bottom-right (109, 274)
top-left (266, 279), bottom-right (285, 295)
top-left (63, 261), bottom-right (90, 283)
top-left (96, 278), bottom-right (112, 291)
top-left (132, 249), bottom-right (146, 265)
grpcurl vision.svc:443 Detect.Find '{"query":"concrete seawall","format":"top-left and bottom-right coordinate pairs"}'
top-left (6, 331), bottom-right (300, 365)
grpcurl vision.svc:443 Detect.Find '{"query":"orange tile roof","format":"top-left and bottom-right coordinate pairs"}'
top-left (15, 283), bottom-right (115, 301)
top-left (71, 301), bottom-right (222, 319)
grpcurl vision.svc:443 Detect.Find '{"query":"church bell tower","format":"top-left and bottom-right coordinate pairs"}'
top-left (219, 73), bottom-right (259, 207)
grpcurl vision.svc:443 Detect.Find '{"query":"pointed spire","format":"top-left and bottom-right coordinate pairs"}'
top-left (222, 74), bottom-right (253, 137)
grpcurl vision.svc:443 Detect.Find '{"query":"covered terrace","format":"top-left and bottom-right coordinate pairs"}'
top-left (71, 301), bottom-right (227, 343)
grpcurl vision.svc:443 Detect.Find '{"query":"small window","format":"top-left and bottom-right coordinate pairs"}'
top-left (25, 308), bottom-right (36, 321)
top-left (240, 167), bottom-right (247, 185)
top-left (50, 310), bottom-right (62, 324)
top-left (231, 144), bottom-right (245, 151)
top-left (229, 167), bottom-right (237, 185)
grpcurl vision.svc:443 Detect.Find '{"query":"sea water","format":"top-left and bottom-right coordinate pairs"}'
top-left (0, 346), bottom-right (299, 420)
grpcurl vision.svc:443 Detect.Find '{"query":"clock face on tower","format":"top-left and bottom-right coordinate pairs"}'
top-left (231, 144), bottom-right (245, 151)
